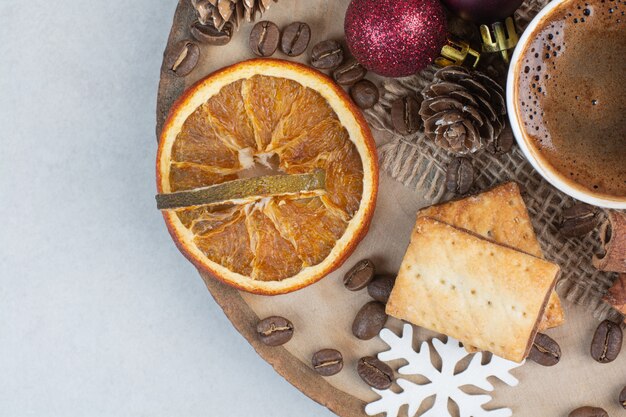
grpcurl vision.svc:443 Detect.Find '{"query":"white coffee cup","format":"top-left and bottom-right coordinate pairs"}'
top-left (506, 0), bottom-right (626, 209)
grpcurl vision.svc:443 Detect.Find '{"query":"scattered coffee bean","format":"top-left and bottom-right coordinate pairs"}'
top-left (352, 301), bottom-right (388, 340)
top-left (559, 203), bottom-right (601, 238)
top-left (333, 59), bottom-right (366, 86)
top-left (280, 22), bottom-right (311, 57)
top-left (487, 128), bottom-right (514, 155)
top-left (528, 333), bottom-right (561, 366)
top-left (344, 259), bottom-right (375, 291)
top-left (367, 274), bottom-right (396, 303)
top-left (568, 406), bottom-right (608, 417)
top-left (357, 356), bottom-right (394, 389)
top-left (619, 385), bottom-right (626, 409)
top-left (249, 21), bottom-right (280, 57)
top-left (446, 157), bottom-right (474, 194)
top-left (390, 96), bottom-right (421, 135)
top-left (311, 40), bottom-right (344, 69)
top-left (190, 20), bottom-right (233, 45)
top-left (165, 40), bottom-right (200, 77)
top-left (311, 349), bottom-right (343, 376)
top-left (590, 319), bottom-right (622, 363)
top-left (256, 316), bottom-right (294, 346)
top-left (350, 80), bottom-right (379, 109)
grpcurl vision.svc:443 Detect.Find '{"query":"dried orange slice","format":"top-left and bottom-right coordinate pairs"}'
top-left (157, 59), bottom-right (378, 294)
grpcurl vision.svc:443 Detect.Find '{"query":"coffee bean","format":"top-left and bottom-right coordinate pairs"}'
top-left (350, 80), bottom-right (379, 109)
top-left (590, 319), bottom-right (622, 363)
top-left (333, 59), bottom-right (366, 86)
top-left (559, 203), bottom-right (600, 238)
top-left (280, 22), bottom-right (311, 57)
top-left (311, 40), bottom-right (344, 69)
top-left (344, 259), bottom-right (375, 291)
top-left (487, 128), bottom-right (514, 155)
top-left (165, 40), bottom-right (200, 77)
top-left (528, 333), bottom-right (561, 366)
top-left (256, 316), bottom-right (294, 346)
top-left (352, 301), bottom-right (388, 340)
top-left (249, 21), bottom-right (280, 57)
top-left (390, 96), bottom-right (421, 135)
top-left (190, 20), bottom-right (233, 45)
top-left (311, 349), bottom-right (343, 376)
top-left (357, 356), bottom-right (394, 389)
top-left (568, 406), bottom-right (608, 417)
top-left (367, 274), bottom-right (396, 303)
top-left (446, 157), bottom-right (474, 194)
top-left (619, 385), bottom-right (626, 409)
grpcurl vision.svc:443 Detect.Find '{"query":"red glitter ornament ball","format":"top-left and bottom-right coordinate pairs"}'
top-left (345, 0), bottom-right (448, 77)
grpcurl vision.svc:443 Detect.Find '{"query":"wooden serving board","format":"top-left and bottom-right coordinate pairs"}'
top-left (156, 1), bottom-right (626, 416)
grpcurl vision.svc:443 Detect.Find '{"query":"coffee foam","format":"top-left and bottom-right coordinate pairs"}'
top-left (516, 0), bottom-right (626, 199)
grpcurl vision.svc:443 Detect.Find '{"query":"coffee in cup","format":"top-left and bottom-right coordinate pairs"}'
top-left (512, 0), bottom-right (626, 202)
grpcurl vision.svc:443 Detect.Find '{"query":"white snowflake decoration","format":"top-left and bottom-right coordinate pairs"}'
top-left (365, 324), bottom-right (524, 417)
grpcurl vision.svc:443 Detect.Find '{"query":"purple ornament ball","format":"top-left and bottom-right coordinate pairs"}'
top-left (441, 0), bottom-right (524, 23)
top-left (345, 0), bottom-right (448, 78)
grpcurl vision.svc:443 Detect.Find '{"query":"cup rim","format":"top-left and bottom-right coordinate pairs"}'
top-left (506, 0), bottom-right (626, 209)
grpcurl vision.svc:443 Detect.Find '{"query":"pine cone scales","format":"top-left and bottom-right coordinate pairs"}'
top-left (420, 66), bottom-right (507, 155)
top-left (192, 0), bottom-right (278, 31)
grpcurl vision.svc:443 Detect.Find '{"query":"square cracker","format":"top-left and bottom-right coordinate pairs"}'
top-left (386, 217), bottom-right (560, 363)
top-left (417, 182), bottom-right (564, 330)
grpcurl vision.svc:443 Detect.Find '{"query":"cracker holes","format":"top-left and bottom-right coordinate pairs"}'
top-left (471, 289), bottom-right (476, 295)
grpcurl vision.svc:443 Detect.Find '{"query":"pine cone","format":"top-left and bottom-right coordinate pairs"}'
top-left (515, 0), bottom-right (550, 32)
top-left (191, 0), bottom-right (278, 31)
top-left (420, 66), bottom-right (506, 156)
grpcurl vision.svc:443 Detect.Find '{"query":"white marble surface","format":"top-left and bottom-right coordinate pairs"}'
top-left (0, 1), bottom-right (335, 416)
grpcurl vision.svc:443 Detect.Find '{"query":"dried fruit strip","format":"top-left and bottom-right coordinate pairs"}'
top-left (157, 170), bottom-right (325, 210)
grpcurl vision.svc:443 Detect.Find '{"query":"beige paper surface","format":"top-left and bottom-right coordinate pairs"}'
top-left (175, 1), bottom-right (626, 415)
